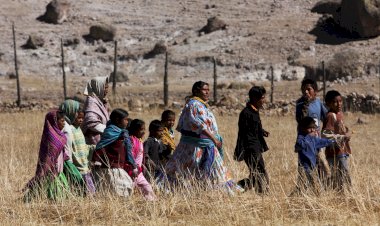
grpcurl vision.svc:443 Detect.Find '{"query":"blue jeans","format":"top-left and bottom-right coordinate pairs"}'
top-left (327, 155), bottom-right (351, 191)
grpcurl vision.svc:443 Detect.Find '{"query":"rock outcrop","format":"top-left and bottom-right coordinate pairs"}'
top-left (311, 0), bottom-right (341, 15)
top-left (143, 41), bottom-right (167, 59)
top-left (199, 17), bottom-right (227, 34)
top-left (38, 0), bottom-right (70, 24)
top-left (22, 35), bottom-right (45, 49)
top-left (88, 25), bottom-right (116, 42)
top-left (312, 0), bottom-right (380, 37)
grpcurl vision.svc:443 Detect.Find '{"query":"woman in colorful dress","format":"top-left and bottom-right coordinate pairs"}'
top-left (160, 81), bottom-right (237, 193)
top-left (82, 76), bottom-right (110, 145)
top-left (24, 110), bottom-right (71, 201)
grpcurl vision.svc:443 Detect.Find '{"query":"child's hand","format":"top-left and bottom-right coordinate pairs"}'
top-left (132, 168), bottom-right (139, 178)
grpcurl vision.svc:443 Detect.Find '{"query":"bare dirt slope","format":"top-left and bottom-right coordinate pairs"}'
top-left (0, 0), bottom-right (379, 104)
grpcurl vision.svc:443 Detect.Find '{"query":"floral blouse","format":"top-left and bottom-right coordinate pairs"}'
top-left (176, 99), bottom-right (218, 137)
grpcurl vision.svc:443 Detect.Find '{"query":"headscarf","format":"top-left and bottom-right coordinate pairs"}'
top-left (26, 111), bottom-right (67, 187)
top-left (96, 122), bottom-right (133, 156)
top-left (59, 99), bottom-right (80, 124)
top-left (84, 76), bottom-right (109, 99)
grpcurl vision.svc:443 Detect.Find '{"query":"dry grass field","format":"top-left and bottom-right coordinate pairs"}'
top-left (1, 0), bottom-right (379, 223)
top-left (0, 108), bottom-right (379, 225)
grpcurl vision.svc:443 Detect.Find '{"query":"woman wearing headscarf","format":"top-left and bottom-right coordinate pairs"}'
top-left (24, 110), bottom-right (70, 201)
top-left (82, 77), bottom-right (110, 145)
top-left (159, 81), bottom-right (239, 194)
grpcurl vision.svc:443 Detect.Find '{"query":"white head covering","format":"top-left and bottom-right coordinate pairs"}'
top-left (84, 76), bottom-right (109, 99)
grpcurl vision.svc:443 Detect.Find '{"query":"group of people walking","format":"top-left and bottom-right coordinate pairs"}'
top-left (23, 77), bottom-right (352, 202)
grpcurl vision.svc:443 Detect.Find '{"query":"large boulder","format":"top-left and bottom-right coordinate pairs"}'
top-left (311, 0), bottom-right (341, 15)
top-left (38, 0), bottom-right (70, 24)
top-left (22, 35), bottom-right (45, 49)
top-left (88, 25), bottom-right (116, 42)
top-left (199, 17), bottom-right (227, 34)
top-left (143, 41), bottom-right (167, 59)
top-left (336, 0), bottom-right (380, 37)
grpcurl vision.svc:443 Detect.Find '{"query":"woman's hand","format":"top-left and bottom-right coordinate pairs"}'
top-left (213, 138), bottom-right (223, 149)
top-left (203, 129), bottom-right (222, 149)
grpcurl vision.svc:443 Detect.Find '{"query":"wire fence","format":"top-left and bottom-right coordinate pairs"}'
top-left (4, 27), bottom-right (380, 114)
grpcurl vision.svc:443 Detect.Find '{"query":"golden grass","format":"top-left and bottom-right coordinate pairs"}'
top-left (0, 109), bottom-right (379, 225)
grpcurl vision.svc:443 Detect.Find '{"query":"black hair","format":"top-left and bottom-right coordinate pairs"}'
top-left (325, 90), bottom-right (341, 104)
top-left (301, 78), bottom-right (318, 92)
top-left (192, 81), bottom-right (209, 96)
top-left (129, 119), bottom-right (145, 135)
top-left (249, 86), bottom-right (266, 102)
top-left (127, 117), bottom-right (133, 128)
top-left (161, 110), bottom-right (175, 121)
top-left (110, 108), bottom-right (129, 125)
top-left (149, 119), bottom-right (164, 132)
top-left (77, 107), bottom-right (85, 114)
top-left (299, 116), bottom-right (316, 130)
top-left (56, 110), bottom-right (66, 120)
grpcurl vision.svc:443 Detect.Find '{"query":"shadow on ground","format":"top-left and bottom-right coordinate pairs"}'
top-left (308, 16), bottom-right (375, 45)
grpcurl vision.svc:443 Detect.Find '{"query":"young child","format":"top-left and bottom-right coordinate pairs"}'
top-left (24, 110), bottom-right (71, 201)
top-left (295, 78), bottom-right (330, 178)
top-left (59, 99), bottom-right (87, 195)
top-left (235, 86), bottom-right (270, 194)
top-left (322, 90), bottom-right (352, 191)
top-left (128, 119), bottom-right (156, 201)
top-left (160, 110), bottom-right (176, 155)
top-left (293, 117), bottom-right (335, 195)
top-left (144, 120), bottom-right (169, 180)
top-left (69, 110), bottom-right (97, 195)
top-left (92, 108), bottom-right (135, 198)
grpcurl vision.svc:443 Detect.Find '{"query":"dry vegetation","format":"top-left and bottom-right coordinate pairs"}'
top-left (0, 108), bottom-right (379, 225)
top-left (1, 0), bottom-right (380, 224)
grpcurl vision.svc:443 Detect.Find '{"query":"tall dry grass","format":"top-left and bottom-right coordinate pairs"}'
top-left (0, 109), bottom-right (379, 225)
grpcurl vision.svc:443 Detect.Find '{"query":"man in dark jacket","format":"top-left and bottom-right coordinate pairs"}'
top-left (235, 86), bottom-right (269, 193)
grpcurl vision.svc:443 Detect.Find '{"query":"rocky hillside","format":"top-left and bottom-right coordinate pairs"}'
top-left (0, 0), bottom-right (379, 107)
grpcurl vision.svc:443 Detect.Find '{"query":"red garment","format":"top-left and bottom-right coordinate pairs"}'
top-left (93, 138), bottom-right (142, 175)
top-left (323, 112), bottom-right (351, 158)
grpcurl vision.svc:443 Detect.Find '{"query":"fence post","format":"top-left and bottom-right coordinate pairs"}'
top-left (322, 61), bottom-right (326, 100)
top-left (213, 57), bottom-right (218, 103)
top-left (12, 23), bottom-right (21, 106)
top-left (60, 38), bottom-right (67, 100)
top-left (113, 40), bottom-right (117, 97)
top-left (270, 65), bottom-right (274, 104)
top-left (164, 51), bottom-right (169, 107)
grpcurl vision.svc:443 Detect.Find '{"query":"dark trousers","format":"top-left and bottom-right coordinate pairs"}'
top-left (238, 151), bottom-right (269, 193)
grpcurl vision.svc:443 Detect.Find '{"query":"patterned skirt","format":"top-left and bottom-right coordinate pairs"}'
top-left (159, 142), bottom-right (240, 194)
